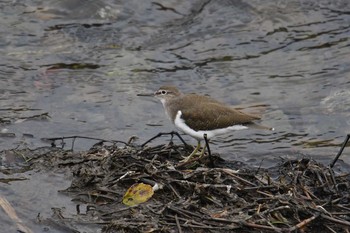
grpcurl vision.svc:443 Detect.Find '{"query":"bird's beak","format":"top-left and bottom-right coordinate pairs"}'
top-left (137, 92), bottom-right (155, 97)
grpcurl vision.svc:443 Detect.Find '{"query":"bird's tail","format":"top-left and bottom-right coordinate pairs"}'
top-left (246, 122), bottom-right (275, 131)
top-left (234, 103), bottom-right (270, 117)
top-left (236, 103), bottom-right (274, 131)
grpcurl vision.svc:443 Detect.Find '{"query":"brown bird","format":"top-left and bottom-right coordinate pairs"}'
top-left (138, 86), bottom-right (274, 161)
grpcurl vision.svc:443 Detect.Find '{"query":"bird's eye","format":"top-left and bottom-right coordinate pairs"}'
top-left (161, 90), bottom-right (167, 95)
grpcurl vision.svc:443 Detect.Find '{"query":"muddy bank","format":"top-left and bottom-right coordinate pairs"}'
top-left (1, 135), bottom-right (350, 233)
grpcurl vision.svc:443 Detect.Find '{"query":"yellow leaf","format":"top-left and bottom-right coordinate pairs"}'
top-left (122, 183), bottom-right (154, 207)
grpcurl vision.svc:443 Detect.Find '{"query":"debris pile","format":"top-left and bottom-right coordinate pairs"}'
top-left (2, 134), bottom-right (350, 232)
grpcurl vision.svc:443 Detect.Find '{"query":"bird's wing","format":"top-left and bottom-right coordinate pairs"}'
top-left (180, 101), bottom-right (261, 131)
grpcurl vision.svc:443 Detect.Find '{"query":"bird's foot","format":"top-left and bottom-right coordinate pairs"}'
top-left (180, 147), bottom-right (206, 163)
top-left (180, 151), bottom-right (201, 162)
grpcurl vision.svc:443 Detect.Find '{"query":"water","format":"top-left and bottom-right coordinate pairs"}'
top-left (1, 0), bottom-right (350, 232)
top-left (0, 170), bottom-right (75, 233)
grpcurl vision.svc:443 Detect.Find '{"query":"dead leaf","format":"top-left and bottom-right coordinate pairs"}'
top-left (122, 183), bottom-right (154, 207)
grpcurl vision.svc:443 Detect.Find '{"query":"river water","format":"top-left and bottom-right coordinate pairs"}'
top-left (1, 0), bottom-right (350, 232)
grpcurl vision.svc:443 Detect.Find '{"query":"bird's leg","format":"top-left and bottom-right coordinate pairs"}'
top-left (181, 141), bottom-right (201, 162)
top-left (203, 133), bottom-right (214, 167)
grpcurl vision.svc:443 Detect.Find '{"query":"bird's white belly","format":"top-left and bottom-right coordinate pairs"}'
top-left (174, 110), bottom-right (248, 141)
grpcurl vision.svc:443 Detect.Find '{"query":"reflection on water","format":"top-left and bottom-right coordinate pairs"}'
top-left (1, 0), bottom-right (350, 230)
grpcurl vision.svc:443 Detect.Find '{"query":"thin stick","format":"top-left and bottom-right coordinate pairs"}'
top-left (168, 183), bottom-right (181, 199)
top-left (330, 134), bottom-right (350, 168)
top-left (0, 195), bottom-right (34, 233)
top-left (175, 214), bottom-right (183, 233)
top-left (287, 214), bottom-right (320, 232)
top-left (42, 136), bottom-right (129, 148)
top-left (241, 221), bottom-right (282, 232)
top-left (321, 214), bottom-right (350, 227)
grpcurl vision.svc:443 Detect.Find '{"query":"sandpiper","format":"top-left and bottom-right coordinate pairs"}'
top-left (138, 85), bottom-right (274, 161)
